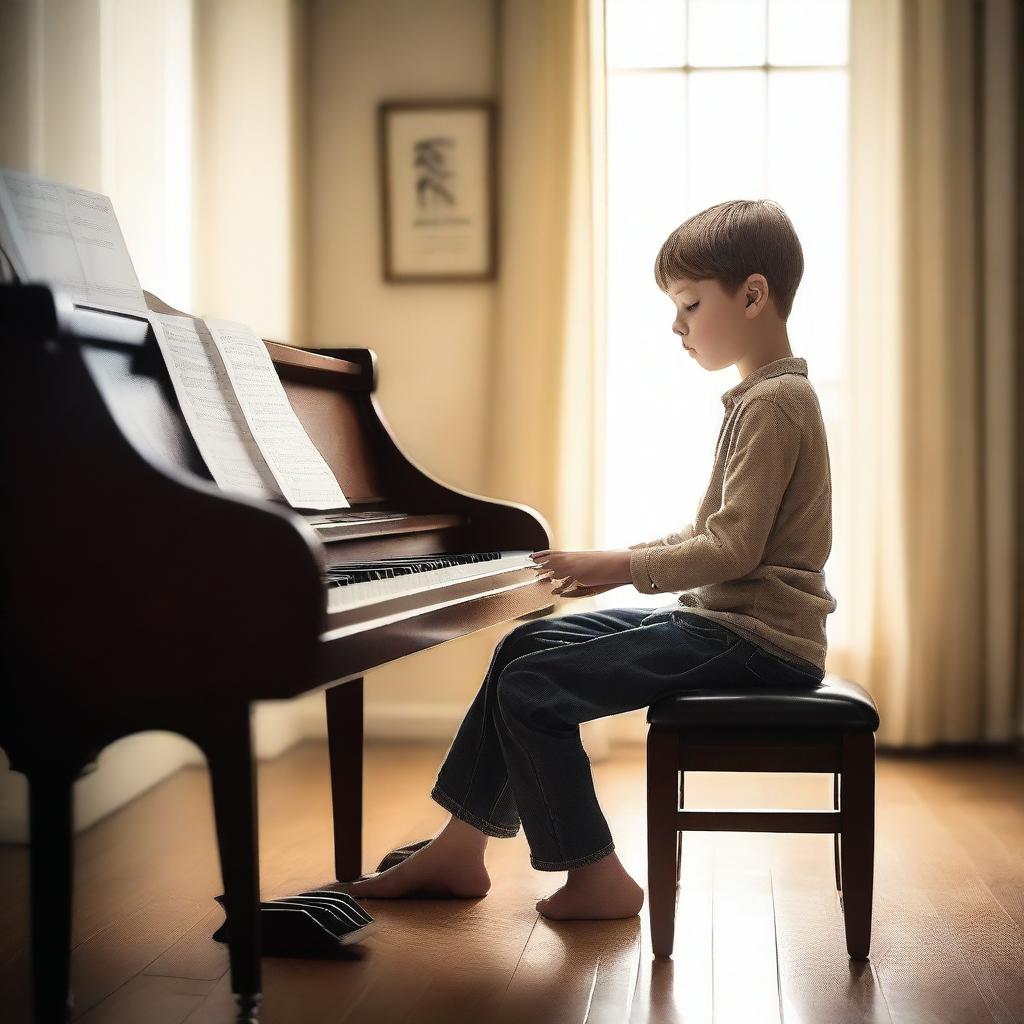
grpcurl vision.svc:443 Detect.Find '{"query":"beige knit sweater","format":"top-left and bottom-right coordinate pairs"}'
top-left (628, 355), bottom-right (837, 673)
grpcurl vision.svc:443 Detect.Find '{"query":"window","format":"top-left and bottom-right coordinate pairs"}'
top-left (600, 0), bottom-right (850, 650)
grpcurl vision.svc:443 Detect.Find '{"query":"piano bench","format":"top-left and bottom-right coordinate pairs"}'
top-left (644, 673), bottom-right (880, 961)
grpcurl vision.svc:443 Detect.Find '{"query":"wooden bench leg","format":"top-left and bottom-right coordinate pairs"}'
top-left (833, 771), bottom-right (842, 891)
top-left (647, 728), bottom-right (679, 958)
top-left (839, 731), bottom-right (875, 959)
top-left (675, 770), bottom-right (685, 886)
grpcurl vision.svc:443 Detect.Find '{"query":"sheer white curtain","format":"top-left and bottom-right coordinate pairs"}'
top-left (598, 0), bottom-right (851, 743)
top-left (485, 0), bottom-right (614, 760)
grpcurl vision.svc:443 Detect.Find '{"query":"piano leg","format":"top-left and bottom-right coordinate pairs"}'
top-left (28, 769), bottom-right (74, 1024)
top-left (204, 706), bottom-right (262, 1024)
top-left (326, 678), bottom-right (364, 881)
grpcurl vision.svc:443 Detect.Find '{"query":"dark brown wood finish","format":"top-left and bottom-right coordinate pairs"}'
top-left (646, 724), bottom-right (877, 962)
top-left (326, 679), bottom-right (364, 882)
top-left (0, 284), bottom-right (555, 1022)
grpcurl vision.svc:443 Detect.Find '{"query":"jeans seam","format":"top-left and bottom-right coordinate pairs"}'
top-left (495, 622), bottom-right (636, 677)
top-left (531, 838), bottom-right (616, 871)
top-left (449, 637), bottom-right (511, 818)
top-left (495, 684), bottom-right (567, 863)
top-left (486, 777), bottom-right (511, 820)
top-left (672, 615), bottom-right (733, 644)
top-left (430, 782), bottom-right (519, 838)
top-left (678, 624), bottom-right (731, 643)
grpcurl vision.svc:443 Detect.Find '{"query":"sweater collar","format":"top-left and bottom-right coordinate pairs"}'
top-left (721, 356), bottom-right (808, 408)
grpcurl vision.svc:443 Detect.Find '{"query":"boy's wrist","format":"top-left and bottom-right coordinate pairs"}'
top-left (616, 549), bottom-right (634, 584)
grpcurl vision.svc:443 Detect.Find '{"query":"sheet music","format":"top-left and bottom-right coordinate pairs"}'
top-left (0, 169), bottom-right (146, 313)
top-left (204, 317), bottom-right (350, 510)
top-left (0, 192), bottom-right (26, 280)
top-left (149, 312), bottom-right (283, 501)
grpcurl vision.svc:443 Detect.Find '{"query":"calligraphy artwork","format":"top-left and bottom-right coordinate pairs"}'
top-left (378, 100), bottom-right (497, 282)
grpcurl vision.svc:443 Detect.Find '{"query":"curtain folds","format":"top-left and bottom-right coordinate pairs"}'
top-left (488, 0), bottom-right (611, 758)
top-left (836, 0), bottom-right (1021, 746)
top-left (492, 0), bottom-right (1022, 751)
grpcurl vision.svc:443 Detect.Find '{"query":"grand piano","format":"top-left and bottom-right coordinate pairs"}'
top-left (0, 283), bottom-right (555, 1023)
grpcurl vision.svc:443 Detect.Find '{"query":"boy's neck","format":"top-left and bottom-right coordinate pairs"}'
top-left (735, 325), bottom-right (794, 381)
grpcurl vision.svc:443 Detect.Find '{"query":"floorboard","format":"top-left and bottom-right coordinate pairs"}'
top-left (1, 741), bottom-right (1021, 1024)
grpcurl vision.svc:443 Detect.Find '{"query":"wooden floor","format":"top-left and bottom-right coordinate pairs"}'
top-left (2, 739), bottom-right (1023, 1023)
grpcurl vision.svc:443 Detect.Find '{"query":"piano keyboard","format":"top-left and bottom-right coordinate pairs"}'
top-left (324, 550), bottom-right (537, 613)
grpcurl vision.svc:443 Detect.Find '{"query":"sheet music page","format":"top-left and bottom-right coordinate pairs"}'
top-left (149, 312), bottom-right (283, 501)
top-left (0, 188), bottom-right (27, 280)
top-left (204, 317), bottom-right (350, 510)
top-left (0, 169), bottom-right (147, 313)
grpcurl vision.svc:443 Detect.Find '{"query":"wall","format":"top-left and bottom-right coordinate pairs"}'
top-left (301, 0), bottom-right (519, 740)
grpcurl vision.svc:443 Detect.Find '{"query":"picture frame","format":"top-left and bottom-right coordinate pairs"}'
top-left (377, 99), bottom-right (498, 283)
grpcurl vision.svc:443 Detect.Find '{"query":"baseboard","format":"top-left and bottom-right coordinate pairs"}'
top-left (0, 701), bottom-right (650, 843)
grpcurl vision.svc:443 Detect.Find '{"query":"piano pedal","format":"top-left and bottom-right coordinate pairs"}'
top-left (212, 890), bottom-right (378, 957)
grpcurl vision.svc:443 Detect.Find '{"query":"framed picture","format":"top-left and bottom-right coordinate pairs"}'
top-left (378, 99), bottom-right (498, 282)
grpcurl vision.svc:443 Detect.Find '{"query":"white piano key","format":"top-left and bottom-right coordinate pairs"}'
top-left (325, 550), bottom-right (537, 613)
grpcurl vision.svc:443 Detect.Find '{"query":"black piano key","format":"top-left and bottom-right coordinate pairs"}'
top-left (322, 551), bottom-right (506, 589)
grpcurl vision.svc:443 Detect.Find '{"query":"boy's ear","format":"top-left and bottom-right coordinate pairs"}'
top-left (745, 279), bottom-right (765, 308)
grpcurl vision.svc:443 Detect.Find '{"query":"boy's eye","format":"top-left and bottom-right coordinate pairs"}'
top-left (686, 302), bottom-right (699, 312)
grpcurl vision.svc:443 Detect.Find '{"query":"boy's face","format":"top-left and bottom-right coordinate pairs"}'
top-left (664, 274), bottom-right (759, 372)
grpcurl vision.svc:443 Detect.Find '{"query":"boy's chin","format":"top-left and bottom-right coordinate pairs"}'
top-left (704, 348), bottom-right (741, 369)
top-left (691, 351), bottom-right (728, 370)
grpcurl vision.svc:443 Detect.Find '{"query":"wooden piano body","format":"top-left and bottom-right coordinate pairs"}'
top-left (0, 284), bottom-right (554, 1022)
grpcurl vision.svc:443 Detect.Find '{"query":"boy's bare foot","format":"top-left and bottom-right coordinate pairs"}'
top-left (332, 816), bottom-right (491, 899)
top-left (536, 851), bottom-right (645, 920)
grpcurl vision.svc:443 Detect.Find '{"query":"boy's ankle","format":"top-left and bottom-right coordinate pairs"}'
top-left (568, 852), bottom-right (625, 880)
top-left (437, 816), bottom-right (489, 849)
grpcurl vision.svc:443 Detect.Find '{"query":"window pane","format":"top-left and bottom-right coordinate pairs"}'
top-left (766, 70), bottom-right (848, 381)
top-left (607, 72), bottom-right (689, 244)
top-left (607, 73), bottom-right (722, 563)
top-left (607, 0), bottom-right (687, 69)
top-left (602, 14), bottom-right (850, 639)
top-left (768, 0), bottom-right (849, 65)
top-left (687, 70), bottom-right (766, 206)
top-left (688, 0), bottom-right (767, 67)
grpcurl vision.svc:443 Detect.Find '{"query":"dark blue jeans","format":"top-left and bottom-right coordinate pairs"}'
top-left (430, 606), bottom-right (825, 872)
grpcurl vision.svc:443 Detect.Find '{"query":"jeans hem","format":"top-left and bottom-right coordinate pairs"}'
top-left (430, 782), bottom-right (520, 838)
top-left (530, 839), bottom-right (616, 872)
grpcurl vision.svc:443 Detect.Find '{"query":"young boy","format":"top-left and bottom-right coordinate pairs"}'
top-left (335, 198), bottom-right (837, 921)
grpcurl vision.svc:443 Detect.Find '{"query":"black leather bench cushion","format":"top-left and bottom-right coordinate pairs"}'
top-left (647, 674), bottom-right (879, 731)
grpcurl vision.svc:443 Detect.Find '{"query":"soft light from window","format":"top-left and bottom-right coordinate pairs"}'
top-left (601, 0), bottom-right (850, 654)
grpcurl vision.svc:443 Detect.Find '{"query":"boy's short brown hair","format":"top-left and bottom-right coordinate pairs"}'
top-left (654, 199), bottom-right (804, 321)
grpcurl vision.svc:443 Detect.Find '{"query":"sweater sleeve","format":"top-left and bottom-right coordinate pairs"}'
top-left (629, 399), bottom-right (801, 594)
top-left (627, 521), bottom-right (695, 551)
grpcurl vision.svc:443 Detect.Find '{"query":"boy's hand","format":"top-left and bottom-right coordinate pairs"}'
top-left (549, 580), bottom-right (621, 599)
top-left (528, 549), bottom-right (632, 596)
